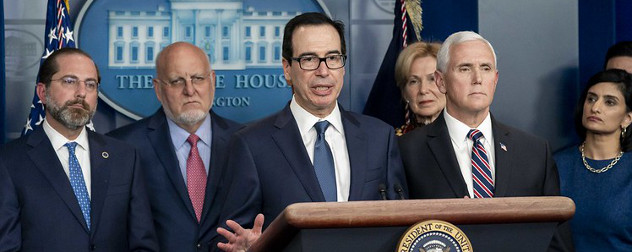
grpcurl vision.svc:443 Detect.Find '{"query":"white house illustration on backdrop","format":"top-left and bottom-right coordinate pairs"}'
top-left (108, 0), bottom-right (298, 70)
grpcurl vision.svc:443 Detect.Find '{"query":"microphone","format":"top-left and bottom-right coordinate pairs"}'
top-left (378, 183), bottom-right (387, 200)
top-left (394, 184), bottom-right (406, 200)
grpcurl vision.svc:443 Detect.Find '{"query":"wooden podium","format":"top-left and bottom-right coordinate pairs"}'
top-left (250, 196), bottom-right (574, 252)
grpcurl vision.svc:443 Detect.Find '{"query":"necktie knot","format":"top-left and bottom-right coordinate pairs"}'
top-left (314, 120), bottom-right (330, 136)
top-left (468, 129), bottom-right (483, 142)
top-left (65, 142), bottom-right (78, 154)
top-left (187, 134), bottom-right (200, 147)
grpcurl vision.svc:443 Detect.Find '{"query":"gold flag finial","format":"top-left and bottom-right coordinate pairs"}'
top-left (405, 0), bottom-right (423, 41)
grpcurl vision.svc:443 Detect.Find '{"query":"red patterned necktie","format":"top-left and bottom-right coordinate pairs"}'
top-left (186, 134), bottom-right (207, 222)
top-left (468, 129), bottom-right (494, 198)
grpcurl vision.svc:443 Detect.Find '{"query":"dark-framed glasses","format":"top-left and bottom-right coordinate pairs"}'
top-left (291, 54), bottom-right (347, 70)
top-left (156, 73), bottom-right (211, 88)
top-left (52, 77), bottom-right (99, 92)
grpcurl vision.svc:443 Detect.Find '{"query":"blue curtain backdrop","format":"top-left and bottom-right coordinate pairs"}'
top-left (1, 1), bottom-right (5, 142)
top-left (578, 0), bottom-right (632, 87)
top-left (615, 0), bottom-right (632, 41)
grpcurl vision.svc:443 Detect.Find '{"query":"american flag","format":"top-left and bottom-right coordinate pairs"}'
top-left (363, 0), bottom-right (421, 128)
top-left (22, 0), bottom-right (94, 135)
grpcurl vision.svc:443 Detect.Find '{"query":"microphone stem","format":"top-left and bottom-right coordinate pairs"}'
top-left (395, 184), bottom-right (405, 200)
top-left (378, 184), bottom-right (387, 200)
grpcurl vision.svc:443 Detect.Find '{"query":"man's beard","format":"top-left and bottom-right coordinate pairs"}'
top-left (163, 107), bottom-right (208, 126)
top-left (45, 91), bottom-right (95, 130)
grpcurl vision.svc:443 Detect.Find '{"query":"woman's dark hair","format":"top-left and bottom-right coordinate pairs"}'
top-left (574, 69), bottom-right (632, 151)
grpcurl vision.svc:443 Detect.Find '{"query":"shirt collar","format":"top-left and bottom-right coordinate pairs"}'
top-left (444, 109), bottom-right (493, 147)
top-left (477, 114), bottom-right (493, 143)
top-left (290, 95), bottom-right (344, 135)
top-left (166, 113), bottom-right (212, 149)
top-left (42, 118), bottom-right (90, 152)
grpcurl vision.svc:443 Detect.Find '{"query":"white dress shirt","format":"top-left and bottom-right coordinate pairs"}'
top-left (443, 109), bottom-right (495, 198)
top-left (290, 96), bottom-right (351, 202)
top-left (43, 119), bottom-right (92, 196)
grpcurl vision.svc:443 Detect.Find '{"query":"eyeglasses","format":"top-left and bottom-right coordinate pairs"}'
top-left (291, 54), bottom-right (347, 70)
top-left (155, 74), bottom-right (211, 88)
top-left (51, 77), bottom-right (99, 92)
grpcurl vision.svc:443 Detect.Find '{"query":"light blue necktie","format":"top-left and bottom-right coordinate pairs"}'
top-left (313, 121), bottom-right (337, 202)
top-left (65, 142), bottom-right (91, 229)
top-left (468, 129), bottom-right (494, 198)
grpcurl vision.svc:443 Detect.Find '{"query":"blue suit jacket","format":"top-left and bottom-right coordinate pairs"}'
top-left (217, 104), bottom-right (408, 232)
top-left (107, 110), bottom-right (241, 252)
top-left (0, 127), bottom-right (158, 252)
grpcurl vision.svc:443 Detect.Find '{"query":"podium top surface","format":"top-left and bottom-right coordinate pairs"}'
top-left (281, 196), bottom-right (575, 228)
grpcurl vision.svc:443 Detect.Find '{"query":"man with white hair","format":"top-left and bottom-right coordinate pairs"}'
top-left (108, 42), bottom-right (241, 251)
top-left (398, 31), bottom-right (571, 250)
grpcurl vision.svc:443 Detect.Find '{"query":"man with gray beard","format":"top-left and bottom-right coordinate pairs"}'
top-left (0, 48), bottom-right (158, 251)
top-left (107, 42), bottom-right (242, 252)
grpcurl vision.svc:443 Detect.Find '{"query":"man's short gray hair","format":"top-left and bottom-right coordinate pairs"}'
top-left (436, 31), bottom-right (497, 72)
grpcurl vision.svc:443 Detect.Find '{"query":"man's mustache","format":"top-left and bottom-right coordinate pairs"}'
top-left (64, 99), bottom-right (90, 111)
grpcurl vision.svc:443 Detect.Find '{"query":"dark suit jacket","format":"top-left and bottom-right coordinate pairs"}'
top-left (107, 110), bottom-right (241, 252)
top-left (217, 104), bottom-right (408, 232)
top-left (399, 113), bottom-right (573, 251)
top-left (399, 113), bottom-right (560, 198)
top-left (0, 127), bottom-right (158, 252)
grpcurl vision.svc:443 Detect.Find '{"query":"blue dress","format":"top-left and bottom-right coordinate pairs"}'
top-left (554, 146), bottom-right (632, 251)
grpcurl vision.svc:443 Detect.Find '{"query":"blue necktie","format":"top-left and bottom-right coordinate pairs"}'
top-left (65, 142), bottom-right (91, 229)
top-left (468, 129), bottom-right (494, 198)
top-left (313, 121), bottom-right (337, 202)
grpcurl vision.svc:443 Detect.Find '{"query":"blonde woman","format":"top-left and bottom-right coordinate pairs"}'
top-left (394, 42), bottom-right (444, 135)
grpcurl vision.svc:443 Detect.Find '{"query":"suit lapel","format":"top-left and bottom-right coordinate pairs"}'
top-left (146, 110), bottom-right (197, 220)
top-left (200, 112), bottom-right (229, 225)
top-left (27, 127), bottom-right (90, 232)
top-left (341, 109), bottom-right (368, 201)
top-left (427, 114), bottom-right (469, 197)
top-left (491, 118), bottom-right (513, 197)
top-left (87, 131), bottom-right (111, 234)
top-left (271, 106), bottom-right (325, 202)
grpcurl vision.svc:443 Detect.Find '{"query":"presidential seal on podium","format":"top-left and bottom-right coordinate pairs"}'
top-left (396, 220), bottom-right (473, 252)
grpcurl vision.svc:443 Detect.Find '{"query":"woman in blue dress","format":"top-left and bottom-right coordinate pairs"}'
top-left (554, 69), bottom-right (632, 251)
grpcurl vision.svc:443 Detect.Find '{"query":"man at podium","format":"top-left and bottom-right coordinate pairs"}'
top-left (214, 12), bottom-right (408, 251)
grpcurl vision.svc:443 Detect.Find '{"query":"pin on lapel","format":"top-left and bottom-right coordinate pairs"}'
top-left (500, 143), bottom-right (507, 152)
top-left (102, 152), bottom-right (109, 159)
